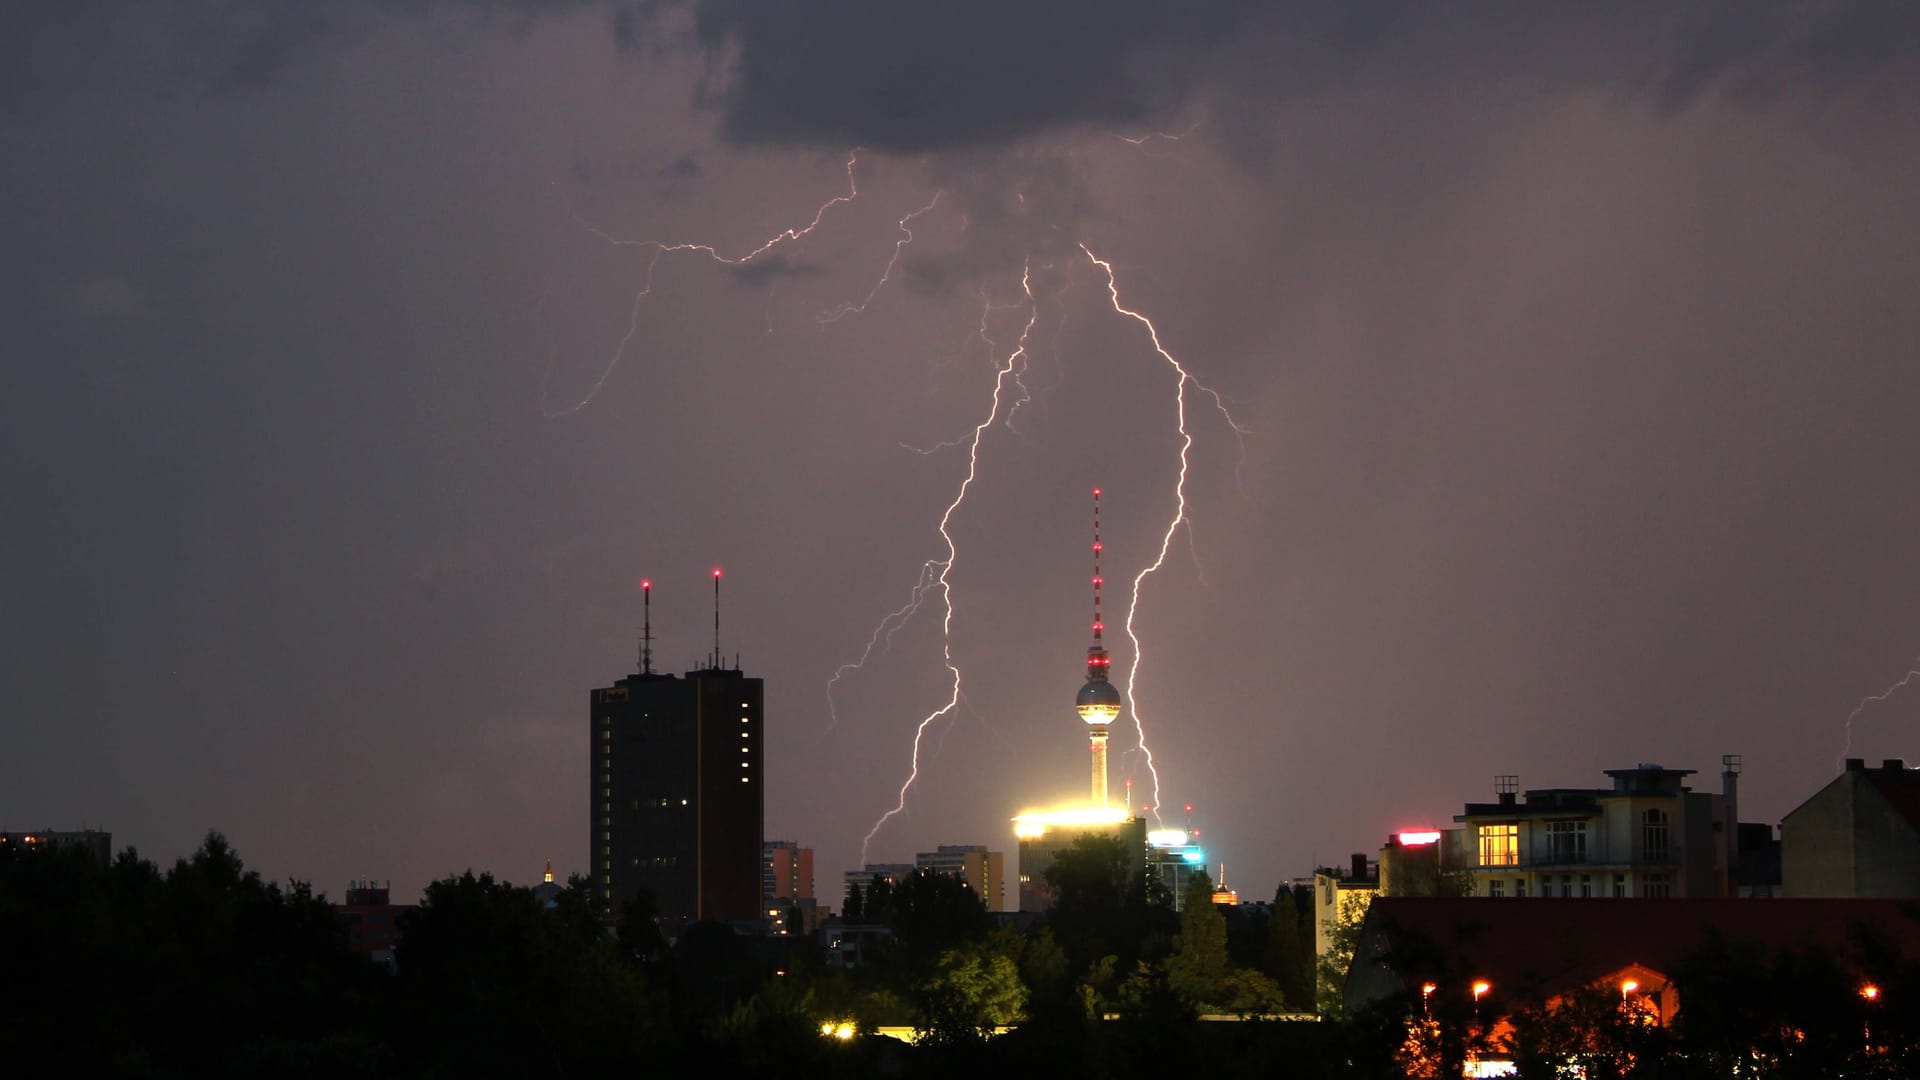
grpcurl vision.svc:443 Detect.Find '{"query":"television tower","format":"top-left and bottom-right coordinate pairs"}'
top-left (1076, 487), bottom-right (1122, 807)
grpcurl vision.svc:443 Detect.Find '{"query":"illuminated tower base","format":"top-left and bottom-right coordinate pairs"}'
top-left (1090, 728), bottom-right (1110, 808)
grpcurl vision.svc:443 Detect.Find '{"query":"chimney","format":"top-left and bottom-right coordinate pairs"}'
top-left (1884, 759), bottom-right (1907, 773)
top-left (1846, 758), bottom-right (1867, 772)
top-left (1350, 853), bottom-right (1368, 881)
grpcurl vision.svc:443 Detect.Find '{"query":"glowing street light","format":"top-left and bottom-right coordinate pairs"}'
top-left (1621, 979), bottom-right (1639, 1000)
top-left (1862, 983), bottom-right (1881, 1002)
top-left (1472, 980), bottom-right (1491, 1002)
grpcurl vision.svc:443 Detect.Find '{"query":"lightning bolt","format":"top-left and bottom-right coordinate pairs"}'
top-left (540, 149), bottom-right (867, 417)
top-left (862, 263), bottom-right (1037, 864)
top-left (825, 559), bottom-right (942, 733)
top-left (1839, 656), bottom-right (1920, 769)
top-left (818, 191), bottom-right (944, 325)
top-left (1083, 245), bottom-right (1246, 822)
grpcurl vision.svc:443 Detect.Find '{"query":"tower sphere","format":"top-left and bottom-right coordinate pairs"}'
top-left (1077, 679), bottom-right (1122, 725)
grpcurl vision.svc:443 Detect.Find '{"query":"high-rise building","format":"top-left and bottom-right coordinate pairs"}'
top-left (591, 574), bottom-right (763, 936)
top-left (915, 844), bottom-right (1006, 911)
top-left (763, 840), bottom-right (814, 905)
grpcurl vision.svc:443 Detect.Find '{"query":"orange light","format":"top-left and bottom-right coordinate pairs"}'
top-left (1472, 980), bottom-right (1491, 1001)
top-left (1862, 984), bottom-right (1882, 1002)
top-left (1621, 979), bottom-right (1639, 996)
top-left (1397, 830), bottom-right (1442, 845)
top-left (1421, 983), bottom-right (1437, 998)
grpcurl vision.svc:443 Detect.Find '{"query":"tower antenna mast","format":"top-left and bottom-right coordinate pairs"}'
top-left (711, 567), bottom-right (723, 670)
top-left (1076, 487), bottom-right (1122, 808)
top-left (640, 578), bottom-right (654, 675)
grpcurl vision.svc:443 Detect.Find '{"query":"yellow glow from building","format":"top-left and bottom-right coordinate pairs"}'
top-left (1012, 804), bottom-right (1134, 838)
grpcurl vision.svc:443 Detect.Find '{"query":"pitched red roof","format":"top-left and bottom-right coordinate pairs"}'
top-left (1351, 897), bottom-right (1920, 1005)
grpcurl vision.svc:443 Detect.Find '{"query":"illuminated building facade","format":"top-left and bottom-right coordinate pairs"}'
top-left (591, 576), bottom-right (763, 935)
top-left (1016, 811), bottom-right (1148, 912)
top-left (915, 844), bottom-right (1006, 912)
top-left (1444, 764), bottom-right (1731, 899)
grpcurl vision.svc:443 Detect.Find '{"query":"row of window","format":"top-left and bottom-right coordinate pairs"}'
top-left (1486, 872), bottom-right (1674, 898)
top-left (1476, 810), bottom-right (1672, 867)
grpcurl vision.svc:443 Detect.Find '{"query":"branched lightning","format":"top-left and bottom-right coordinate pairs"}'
top-left (861, 263), bottom-right (1037, 864)
top-left (818, 192), bottom-right (945, 325)
top-left (1839, 656), bottom-right (1920, 769)
top-left (1082, 244), bottom-right (1246, 822)
top-left (541, 150), bottom-right (866, 417)
top-left (825, 559), bottom-right (942, 732)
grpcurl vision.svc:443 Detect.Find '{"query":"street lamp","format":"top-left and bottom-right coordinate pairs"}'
top-left (1422, 982), bottom-right (1437, 1015)
top-left (1472, 980), bottom-right (1491, 1003)
top-left (1621, 979), bottom-right (1639, 1000)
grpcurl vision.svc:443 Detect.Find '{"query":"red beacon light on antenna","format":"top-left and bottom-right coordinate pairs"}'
top-left (640, 578), bottom-right (652, 590)
top-left (712, 567), bottom-right (723, 579)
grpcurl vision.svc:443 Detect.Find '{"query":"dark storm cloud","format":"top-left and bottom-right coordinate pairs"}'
top-left (687, 1), bottom-right (1920, 151)
top-left (10, 1), bottom-right (1914, 131)
top-left (689, 0), bottom-right (1256, 151)
top-left (0, 0), bottom-right (635, 103)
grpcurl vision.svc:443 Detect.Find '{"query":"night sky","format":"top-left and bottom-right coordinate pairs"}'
top-left (6, 2), bottom-right (1920, 904)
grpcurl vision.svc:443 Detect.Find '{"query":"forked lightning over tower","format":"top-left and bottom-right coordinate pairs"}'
top-left (1077, 487), bottom-right (1123, 809)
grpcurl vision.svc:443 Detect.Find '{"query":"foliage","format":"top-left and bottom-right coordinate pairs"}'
top-left (917, 946), bottom-right (1029, 1046)
top-left (1314, 889), bottom-right (1373, 1017)
top-left (1267, 885), bottom-right (1314, 1008)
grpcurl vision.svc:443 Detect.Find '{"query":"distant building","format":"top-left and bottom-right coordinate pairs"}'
top-left (763, 841), bottom-right (814, 906)
top-left (1444, 763), bottom-right (1736, 899)
top-left (533, 858), bottom-right (564, 909)
top-left (1147, 825), bottom-right (1208, 912)
top-left (915, 845), bottom-right (1005, 911)
top-left (591, 576), bottom-right (764, 936)
top-left (1313, 853), bottom-right (1378, 1004)
top-left (843, 863), bottom-right (914, 912)
top-left (1782, 758), bottom-right (1920, 897)
top-left (0, 829), bottom-right (111, 868)
top-left (335, 880), bottom-right (417, 969)
top-left (1017, 814), bottom-right (1149, 912)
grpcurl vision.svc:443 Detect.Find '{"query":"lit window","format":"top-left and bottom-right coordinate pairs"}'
top-left (741, 762), bottom-right (749, 768)
top-left (740, 732), bottom-right (748, 739)
top-left (741, 777), bottom-right (749, 783)
top-left (1478, 824), bottom-right (1519, 866)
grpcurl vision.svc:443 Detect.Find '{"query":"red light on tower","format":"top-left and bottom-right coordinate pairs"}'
top-left (712, 567), bottom-right (723, 579)
top-left (640, 578), bottom-right (651, 590)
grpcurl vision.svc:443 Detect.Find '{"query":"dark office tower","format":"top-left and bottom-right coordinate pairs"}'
top-left (591, 575), bottom-right (763, 936)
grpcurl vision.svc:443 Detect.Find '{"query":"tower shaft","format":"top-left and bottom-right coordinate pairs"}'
top-left (1090, 729), bottom-right (1110, 808)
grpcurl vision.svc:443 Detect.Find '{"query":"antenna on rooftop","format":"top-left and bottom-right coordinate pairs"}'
top-left (711, 567), bottom-right (723, 669)
top-left (639, 578), bottom-right (654, 675)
